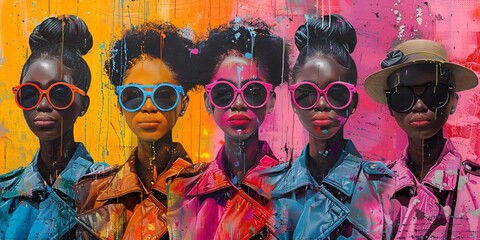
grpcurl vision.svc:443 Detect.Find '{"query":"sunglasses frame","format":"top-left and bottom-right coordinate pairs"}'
top-left (205, 80), bottom-right (273, 109)
top-left (385, 83), bottom-right (454, 113)
top-left (116, 83), bottom-right (185, 112)
top-left (12, 82), bottom-right (85, 110)
top-left (289, 81), bottom-right (357, 110)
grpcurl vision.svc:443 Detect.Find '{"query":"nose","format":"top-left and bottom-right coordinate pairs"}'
top-left (36, 94), bottom-right (53, 112)
top-left (411, 98), bottom-right (428, 113)
top-left (140, 97), bottom-right (159, 113)
top-left (230, 93), bottom-right (248, 112)
top-left (313, 95), bottom-right (330, 112)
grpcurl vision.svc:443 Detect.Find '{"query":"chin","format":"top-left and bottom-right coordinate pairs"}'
top-left (225, 127), bottom-right (256, 140)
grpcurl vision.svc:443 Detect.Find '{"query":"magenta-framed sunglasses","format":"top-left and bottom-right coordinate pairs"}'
top-left (289, 81), bottom-right (356, 110)
top-left (205, 80), bottom-right (273, 109)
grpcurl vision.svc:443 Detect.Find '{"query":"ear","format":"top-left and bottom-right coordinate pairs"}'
top-left (204, 92), bottom-right (213, 113)
top-left (79, 95), bottom-right (90, 117)
top-left (180, 95), bottom-right (190, 116)
top-left (349, 92), bottom-right (358, 115)
top-left (450, 93), bottom-right (459, 115)
top-left (117, 99), bottom-right (124, 116)
top-left (266, 92), bottom-right (276, 114)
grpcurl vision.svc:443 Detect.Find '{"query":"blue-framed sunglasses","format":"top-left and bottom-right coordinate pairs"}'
top-left (116, 83), bottom-right (185, 112)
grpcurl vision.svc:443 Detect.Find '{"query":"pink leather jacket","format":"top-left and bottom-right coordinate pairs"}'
top-left (388, 139), bottom-right (480, 239)
top-left (166, 141), bottom-right (279, 240)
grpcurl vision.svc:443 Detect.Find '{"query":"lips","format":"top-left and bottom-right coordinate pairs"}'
top-left (409, 115), bottom-right (431, 127)
top-left (311, 114), bottom-right (333, 127)
top-left (228, 114), bottom-right (251, 126)
top-left (138, 119), bottom-right (161, 129)
top-left (34, 115), bottom-right (57, 128)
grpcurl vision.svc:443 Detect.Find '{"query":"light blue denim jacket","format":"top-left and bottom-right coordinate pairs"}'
top-left (264, 140), bottom-right (395, 240)
top-left (0, 143), bottom-right (106, 240)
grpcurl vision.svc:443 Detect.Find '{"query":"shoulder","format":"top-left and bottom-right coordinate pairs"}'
top-left (361, 161), bottom-right (396, 178)
top-left (87, 162), bottom-right (109, 174)
top-left (168, 162), bottom-right (209, 183)
top-left (0, 167), bottom-right (25, 193)
top-left (75, 165), bottom-right (120, 188)
top-left (74, 165), bottom-right (120, 213)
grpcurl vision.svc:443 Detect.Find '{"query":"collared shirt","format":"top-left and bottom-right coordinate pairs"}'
top-left (390, 139), bottom-right (480, 239)
top-left (75, 142), bottom-right (191, 240)
top-left (167, 141), bottom-right (280, 240)
top-left (266, 140), bottom-right (395, 240)
top-left (0, 143), bottom-right (104, 240)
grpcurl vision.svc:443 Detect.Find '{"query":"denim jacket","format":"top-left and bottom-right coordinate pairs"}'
top-left (0, 143), bottom-right (106, 240)
top-left (265, 140), bottom-right (395, 240)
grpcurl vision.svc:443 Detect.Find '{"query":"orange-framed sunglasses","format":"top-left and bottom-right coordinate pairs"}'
top-left (12, 82), bottom-right (85, 110)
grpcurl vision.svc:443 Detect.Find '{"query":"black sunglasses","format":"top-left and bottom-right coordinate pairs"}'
top-left (385, 83), bottom-right (454, 113)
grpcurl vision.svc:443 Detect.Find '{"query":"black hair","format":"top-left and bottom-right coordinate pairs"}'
top-left (293, 14), bottom-right (357, 84)
top-left (20, 15), bottom-right (93, 92)
top-left (105, 22), bottom-right (198, 92)
top-left (196, 18), bottom-right (289, 88)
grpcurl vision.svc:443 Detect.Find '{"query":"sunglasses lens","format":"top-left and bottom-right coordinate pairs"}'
top-left (17, 85), bottom-right (40, 109)
top-left (244, 82), bottom-right (268, 107)
top-left (327, 83), bottom-right (351, 108)
top-left (422, 84), bottom-right (450, 109)
top-left (293, 84), bottom-right (318, 109)
top-left (389, 87), bottom-right (415, 113)
top-left (49, 84), bottom-right (73, 108)
top-left (210, 82), bottom-right (235, 108)
top-left (154, 85), bottom-right (178, 110)
top-left (121, 86), bottom-right (144, 111)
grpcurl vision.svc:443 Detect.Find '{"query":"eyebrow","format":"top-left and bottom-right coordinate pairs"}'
top-left (23, 80), bottom-right (65, 88)
top-left (217, 78), bottom-right (265, 85)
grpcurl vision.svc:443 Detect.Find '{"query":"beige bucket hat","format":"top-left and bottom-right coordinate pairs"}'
top-left (364, 39), bottom-right (478, 104)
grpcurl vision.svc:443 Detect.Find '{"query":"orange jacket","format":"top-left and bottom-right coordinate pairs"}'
top-left (74, 143), bottom-right (191, 240)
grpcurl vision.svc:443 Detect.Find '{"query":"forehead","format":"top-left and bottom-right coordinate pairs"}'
top-left (387, 63), bottom-right (451, 88)
top-left (212, 55), bottom-right (267, 84)
top-left (294, 56), bottom-right (350, 86)
top-left (22, 57), bottom-right (74, 86)
top-left (123, 58), bottom-right (179, 86)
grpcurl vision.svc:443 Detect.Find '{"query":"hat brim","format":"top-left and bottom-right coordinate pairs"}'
top-left (364, 60), bottom-right (478, 104)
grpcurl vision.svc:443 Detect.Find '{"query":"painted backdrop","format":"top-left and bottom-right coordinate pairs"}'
top-left (1, 0), bottom-right (479, 173)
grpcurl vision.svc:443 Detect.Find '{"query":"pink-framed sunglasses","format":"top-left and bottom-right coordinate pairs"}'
top-left (205, 80), bottom-right (273, 109)
top-left (289, 81), bottom-right (356, 110)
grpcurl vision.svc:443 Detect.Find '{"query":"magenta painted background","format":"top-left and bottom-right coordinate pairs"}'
top-left (247, 0), bottom-right (480, 164)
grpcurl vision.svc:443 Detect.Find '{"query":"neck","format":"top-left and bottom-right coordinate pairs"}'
top-left (407, 130), bottom-right (446, 181)
top-left (223, 131), bottom-right (261, 185)
top-left (307, 129), bottom-right (345, 183)
top-left (37, 129), bottom-right (77, 185)
top-left (135, 132), bottom-right (174, 190)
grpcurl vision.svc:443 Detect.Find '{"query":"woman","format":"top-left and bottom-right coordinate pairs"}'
top-left (0, 15), bottom-right (105, 239)
top-left (166, 18), bottom-right (289, 239)
top-left (74, 22), bottom-right (195, 239)
top-left (265, 14), bottom-right (395, 239)
top-left (364, 39), bottom-right (480, 238)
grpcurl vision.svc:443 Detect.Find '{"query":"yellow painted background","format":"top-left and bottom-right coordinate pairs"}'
top-left (0, 0), bottom-right (236, 172)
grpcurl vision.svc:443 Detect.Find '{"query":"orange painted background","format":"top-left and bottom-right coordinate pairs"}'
top-left (1, 0), bottom-right (480, 173)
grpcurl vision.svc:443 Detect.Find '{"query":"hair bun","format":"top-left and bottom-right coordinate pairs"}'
top-left (295, 14), bottom-right (357, 53)
top-left (29, 15), bottom-right (93, 55)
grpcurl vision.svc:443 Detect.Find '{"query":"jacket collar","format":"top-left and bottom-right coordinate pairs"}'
top-left (3, 143), bottom-right (93, 200)
top-left (391, 138), bottom-right (462, 193)
top-left (98, 143), bottom-right (191, 201)
top-left (271, 140), bottom-right (363, 198)
top-left (186, 141), bottom-right (279, 198)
